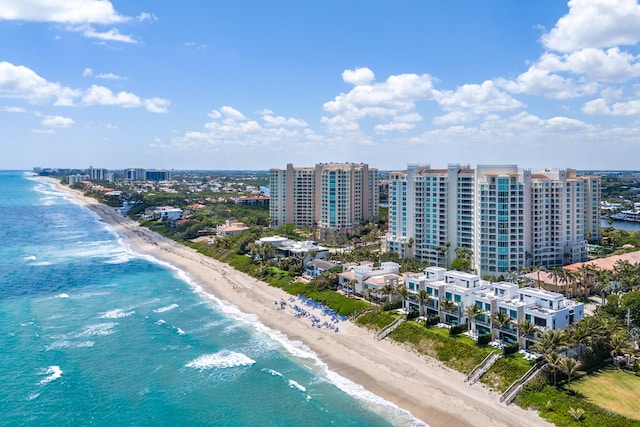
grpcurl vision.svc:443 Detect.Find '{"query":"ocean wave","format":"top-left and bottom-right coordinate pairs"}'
top-left (45, 340), bottom-right (95, 351)
top-left (153, 303), bottom-right (179, 313)
top-left (76, 322), bottom-right (118, 338)
top-left (104, 254), bottom-right (134, 264)
top-left (30, 261), bottom-right (54, 266)
top-left (23, 255), bottom-right (37, 261)
top-left (55, 293), bottom-right (70, 299)
top-left (288, 379), bottom-right (306, 393)
top-left (265, 368), bottom-right (283, 377)
top-left (100, 309), bottom-right (135, 319)
top-left (39, 366), bottom-right (62, 385)
top-left (185, 351), bottom-right (256, 370)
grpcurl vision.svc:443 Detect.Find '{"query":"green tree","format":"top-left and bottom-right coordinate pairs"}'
top-left (464, 303), bottom-right (485, 334)
top-left (491, 310), bottom-right (513, 342)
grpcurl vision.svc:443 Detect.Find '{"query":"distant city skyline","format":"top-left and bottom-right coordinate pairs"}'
top-left (2, 1), bottom-right (640, 170)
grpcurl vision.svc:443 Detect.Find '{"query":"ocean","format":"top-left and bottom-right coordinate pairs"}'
top-left (0, 172), bottom-right (423, 427)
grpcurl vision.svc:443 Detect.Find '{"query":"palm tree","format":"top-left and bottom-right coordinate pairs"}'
top-left (491, 311), bottom-right (513, 343)
top-left (346, 279), bottom-right (358, 297)
top-left (440, 298), bottom-right (455, 313)
top-left (464, 304), bottom-right (485, 334)
top-left (417, 289), bottom-right (428, 317)
top-left (544, 351), bottom-right (562, 386)
top-left (536, 329), bottom-right (567, 355)
top-left (548, 267), bottom-right (565, 294)
top-left (577, 264), bottom-right (595, 298)
top-left (381, 284), bottom-right (394, 303)
top-left (563, 270), bottom-right (578, 298)
top-left (529, 264), bottom-right (547, 290)
top-left (608, 333), bottom-right (633, 360)
top-left (395, 284), bottom-right (409, 311)
top-left (568, 407), bottom-right (586, 422)
top-left (517, 319), bottom-right (538, 349)
top-left (558, 356), bottom-right (582, 392)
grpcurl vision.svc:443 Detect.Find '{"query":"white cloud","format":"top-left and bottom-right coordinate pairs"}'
top-left (342, 67), bottom-right (375, 85)
top-left (83, 67), bottom-right (93, 77)
top-left (144, 98), bottom-right (171, 113)
top-left (171, 106), bottom-right (320, 152)
top-left (497, 63), bottom-right (598, 99)
top-left (0, 62), bottom-right (169, 113)
top-left (96, 72), bottom-right (126, 80)
top-left (0, 61), bottom-right (80, 106)
top-left (374, 113), bottom-right (423, 133)
top-left (2, 106), bottom-right (26, 113)
top-left (583, 98), bottom-right (640, 115)
top-left (432, 111), bottom-right (477, 125)
top-left (261, 110), bottom-right (308, 127)
top-left (0, 0), bottom-right (128, 24)
top-left (82, 85), bottom-right (141, 108)
top-left (32, 129), bottom-right (55, 134)
top-left (438, 80), bottom-right (523, 113)
top-left (219, 106), bottom-right (245, 120)
top-left (322, 70), bottom-right (439, 133)
top-left (137, 12), bottom-right (157, 23)
top-left (41, 115), bottom-right (74, 128)
top-left (80, 26), bottom-right (136, 44)
top-left (537, 48), bottom-right (640, 83)
top-left (542, 0), bottom-right (640, 52)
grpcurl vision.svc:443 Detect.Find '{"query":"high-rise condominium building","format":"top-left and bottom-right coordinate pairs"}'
top-left (269, 163), bottom-right (379, 230)
top-left (385, 164), bottom-right (601, 277)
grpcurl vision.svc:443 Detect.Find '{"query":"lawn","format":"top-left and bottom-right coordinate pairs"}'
top-left (574, 368), bottom-right (640, 421)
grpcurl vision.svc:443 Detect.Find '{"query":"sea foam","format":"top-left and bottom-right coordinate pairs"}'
top-left (185, 351), bottom-right (255, 370)
top-left (100, 309), bottom-right (135, 319)
top-left (153, 303), bottom-right (179, 313)
top-left (39, 366), bottom-right (62, 385)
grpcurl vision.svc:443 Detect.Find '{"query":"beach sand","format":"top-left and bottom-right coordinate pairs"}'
top-left (49, 179), bottom-right (549, 427)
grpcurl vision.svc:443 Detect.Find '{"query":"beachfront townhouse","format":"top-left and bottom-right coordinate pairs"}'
top-left (404, 267), bottom-right (483, 323)
top-left (403, 267), bottom-right (584, 348)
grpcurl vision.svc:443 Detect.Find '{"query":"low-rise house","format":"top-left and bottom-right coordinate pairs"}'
top-left (255, 236), bottom-right (329, 267)
top-left (305, 259), bottom-right (339, 278)
top-left (338, 262), bottom-right (401, 296)
top-left (142, 206), bottom-right (183, 221)
top-left (216, 220), bottom-right (249, 237)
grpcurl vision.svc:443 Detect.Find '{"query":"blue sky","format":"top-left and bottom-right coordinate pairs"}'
top-left (2, 0), bottom-right (640, 171)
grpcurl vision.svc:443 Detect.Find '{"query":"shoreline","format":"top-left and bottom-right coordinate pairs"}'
top-left (45, 178), bottom-right (549, 427)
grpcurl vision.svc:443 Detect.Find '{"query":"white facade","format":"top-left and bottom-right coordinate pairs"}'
top-left (386, 165), bottom-right (601, 276)
top-left (403, 267), bottom-right (584, 347)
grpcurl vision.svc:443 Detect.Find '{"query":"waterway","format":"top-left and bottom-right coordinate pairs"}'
top-left (601, 218), bottom-right (640, 232)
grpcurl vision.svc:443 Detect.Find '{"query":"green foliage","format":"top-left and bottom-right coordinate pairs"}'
top-left (356, 310), bottom-right (397, 330)
top-left (516, 378), bottom-right (640, 427)
top-left (381, 301), bottom-right (402, 311)
top-left (503, 342), bottom-right (520, 356)
top-left (480, 354), bottom-right (532, 392)
top-left (424, 315), bottom-right (440, 326)
top-left (406, 310), bottom-right (420, 320)
top-left (449, 323), bottom-right (468, 335)
top-left (477, 334), bottom-right (492, 345)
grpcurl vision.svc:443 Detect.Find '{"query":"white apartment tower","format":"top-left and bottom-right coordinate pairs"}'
top-left (386, 165), bottom-right (601, 277)
top-left (269, 163), bottom-right (379, 230)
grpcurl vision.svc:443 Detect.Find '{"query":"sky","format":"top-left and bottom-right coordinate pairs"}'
top-left (2, 0), bottom-right (640, 171)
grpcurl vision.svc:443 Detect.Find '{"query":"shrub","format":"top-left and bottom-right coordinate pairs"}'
top-left (407, 310), bottom-right (420, 320)
top-left (477, 334), bottom-right (492, 346)
top-left (503, 342), bottom-right (519, 356)
top-left (449, 323), bottom-right (468, 336)
top-left (424, 315), bottom-right (440, 326)
top-left (381, 301), bottom-right (402, 311)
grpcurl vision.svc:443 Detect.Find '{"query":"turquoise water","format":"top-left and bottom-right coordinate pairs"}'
top-left (0, 172), bottom-right (424, 426)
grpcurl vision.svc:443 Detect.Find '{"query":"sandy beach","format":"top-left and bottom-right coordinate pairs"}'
top-left (49, 179), bottom-right (549, 427)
